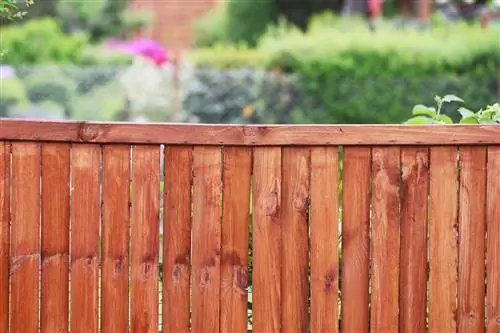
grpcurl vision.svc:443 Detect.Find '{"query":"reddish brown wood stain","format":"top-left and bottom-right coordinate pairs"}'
top-left (41, 143), bottom-right (70, 333)
top-left (0, 142), bottom-right (9, 333)
top-left (399, 147), bottom-right (429, 333)
top-left (0, 122), bottom-right (498, 333)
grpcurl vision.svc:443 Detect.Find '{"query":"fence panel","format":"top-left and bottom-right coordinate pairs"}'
top-left (281, 147), bottom-right (310, 333)
top-left (220, 147), bottom-right (252, 333)
top-left (11, 142), bottom-right (41, 333)
top-left (130, 145), bottom-right (160, 333)
top-left (341, 147), bottom-right (371, 332)
top-left (371, 147), bottom-right (401, 332)
top-left (0, 142), bottom-right (9, 333)
top-left (252, 147), bottom-right (281, 333)
top-left (399, 147), bottom-right (429, 332)
top-left (163, 146), bottom-right (193, 333)
top-left (102, 145), bottom-right (131, 333)
top-left (458, 146), bottom-right (487, 333)
top-left (429, 146), bottom-right (459, 333)
top-left (191, 146), bottom-right (222, 333)
top-left (310, 147), bottom-right (339, 333)
top-left (486, 146), bottom-right (500, 333)
top-left (41, 143), bottom-right (70, 333)
top-left (70, 144), bottom-right (100, 333)
top-left (1, 120), bottom-right (500, 333)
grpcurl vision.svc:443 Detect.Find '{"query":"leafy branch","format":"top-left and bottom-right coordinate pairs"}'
top-left (406, 94), bottom-right (500, 125)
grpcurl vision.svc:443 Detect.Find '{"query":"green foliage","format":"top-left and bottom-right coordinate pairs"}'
top-left (193, 3), bottom-right (229, 47)
top-left (226, 0), bottom-right (277, 46)
top-left (0, 76), bottom-right (28, 116)
top-left (190, 15), bottom-right (500, 124)
top-left (56, 0), bottom-right (151, 42)
top-left (407, 95), bottom-right (500, 124)
top-left (22, 67), bottom-right (77, 118)
top-left (1, 18), bottom-right (89, 65)
top-left (0, 0), bottom-right (33, 21)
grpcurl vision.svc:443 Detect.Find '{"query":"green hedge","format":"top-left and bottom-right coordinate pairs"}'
top-left (189, 15), bottom-right (500, 124)
top-left (1, 18), bottom-right (133, 65)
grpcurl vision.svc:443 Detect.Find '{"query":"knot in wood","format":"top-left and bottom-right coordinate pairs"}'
top-left (78, 123), bottom-right (100, 141)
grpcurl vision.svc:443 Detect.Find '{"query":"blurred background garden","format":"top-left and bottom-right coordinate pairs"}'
top-left (1, 0), bottom-right (499, 124)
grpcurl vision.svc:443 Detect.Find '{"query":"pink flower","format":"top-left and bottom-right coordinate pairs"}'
top-left (107, 38), bottom-right (169, 66)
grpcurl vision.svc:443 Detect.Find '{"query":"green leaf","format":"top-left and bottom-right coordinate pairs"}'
top-left (412, 104), bottom-right (436, 117)
top-left (460, 117), bottom-right (479, 124)
top-left (442, 94), bottom-right (464, 103)
top-left (457, 107), bottom-right (474, 118)
top-left (406, 116), bottom-right (433, 125)
top-left (437, 114), bottom-right (454, 124)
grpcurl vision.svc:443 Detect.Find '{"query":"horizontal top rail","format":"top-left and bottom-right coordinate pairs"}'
top-left (1, 118), bottom-right (499, 146)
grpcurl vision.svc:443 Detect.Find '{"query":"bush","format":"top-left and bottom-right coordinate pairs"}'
top-left (21, 66), bottom-right (77, 118)
top-left (226, 0), bottom-right (277, 46)
top-left (189, 15), bottom-right (500, 124)
top-left (1, 18), bottom-right (89, 65)
top-left (193, 3), bottom-right (230, 47)
top-left (0, 76), bottom-right (28, 117)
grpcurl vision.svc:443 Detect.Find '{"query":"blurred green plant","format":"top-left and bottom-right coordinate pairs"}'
top-left (406, 95), bottom-right (500, 124)
top-left (56, 0), bottom-right (151, 42)
top-left (0, 0), bottom-right (33, 21)
top-left (1, 18), bottom-right (89, 64)
top-left (189, 13), bottom-right (500, 124)
top-left (23, 67), bottom-right (77, 118)
top-left (0, 76), bottom-right (28, 116)
top-left (226, 0), bottom-right (277, 46)
top-left (193, 2), bottom-right (230, 47)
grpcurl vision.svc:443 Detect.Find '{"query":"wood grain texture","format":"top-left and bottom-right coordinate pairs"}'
top-left (281, 147), bottom-right (310, 333)
top-left (252, 147), bottom-right (281, 333)
top-left (429, 146), bottom-right (459, 333)
top-left (191, 146), bottom-right (222, 333)
top-left (163, 146), bottom-right (192, 333)
top-left (220, 147), bottom-right (252, 333)
top-left (399, 147), bottom-right (429, 333)
top-left (10, 142), bottom-right (40, 333)
top-left (486, 146), bottom-right (500, 333)
top-left (341, 147), bottom-right (371, 333)
top-left (310, 147), bottom-right (339, 333)
top-left (458, 146), bottom-right (487, 333)
top-left (0, 142), bottom-right (9, 333)
top-left (130, 145), bottom-right (160, 333)
top-left (70, 144), bottom-right (100, 333)
top-left (371, 147), bottom-right (401, 332)
top-left (2, 119), bottom-right (500, 145)
top-left (41, 143), bottom-right (70, 333)
top-left (102, 145), bottom-right (130, 333)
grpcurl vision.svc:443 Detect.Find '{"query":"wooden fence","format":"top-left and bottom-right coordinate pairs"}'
top-left (0, 119), bottom-right (499, 333)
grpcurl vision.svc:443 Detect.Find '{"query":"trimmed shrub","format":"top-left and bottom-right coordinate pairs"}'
top-left (188, 15), bottom-right (500, 124)
top-left (226, 0), bottom-right (277, 46)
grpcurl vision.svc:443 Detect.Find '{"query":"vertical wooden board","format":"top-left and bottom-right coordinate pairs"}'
top-left (191, 146), bottom-right (222, 333)
top-left (70, 144), bottom-right (100, 333)
top-left (163, 146), bottom-right (192, 333)
top-left (341, 147), bottom-right (371, 333)
top-left (281, 147), bottom-right (310, 333)
top-left (0, 142), bottom-right (10, 333)
top-left (371, 147), bottom-right (401, 332)
top-left (486, 146), bottom-right (500, 333)
top-left (130, 145), bottom-right (160, 333)
top-left (429, 146), bottom-right (459, 333)
top-left (458, 146), bottom-right (487, 333)
top-left (101, 145), bottom-right (130, 333)
top-left (41, 143), bottom-right (70, 333)
top-left (310, 147), bottom-right (339, 333)
top-left (252, 147), bottom-right (281, 333)
top-left (220, 147), bottom-right (251, 333)
top-left (399, 147), bottom-right (429, 333)
top-left (10, 142), bottom-right (40, 333)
